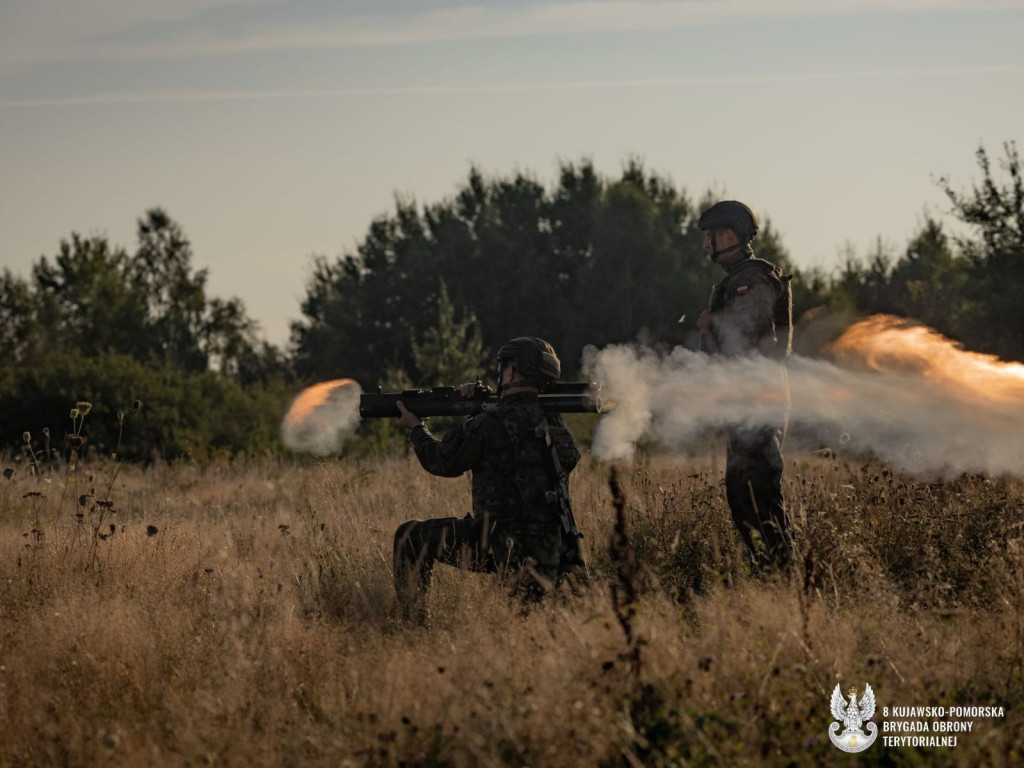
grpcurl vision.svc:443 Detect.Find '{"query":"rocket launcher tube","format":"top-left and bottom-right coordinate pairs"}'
top-left (358, 382), bottom-right (602, 419)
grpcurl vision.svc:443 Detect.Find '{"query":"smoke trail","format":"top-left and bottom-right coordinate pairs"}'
top-left (280, 379), bottom-right (363, 455)
top-left (583, 343), bottom-right (1024, 478)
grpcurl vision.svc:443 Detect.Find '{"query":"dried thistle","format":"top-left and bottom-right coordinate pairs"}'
top-left (76, 401), bottom-right (93, 416)
top-left (3, 468), bottom-right (14, 480)
top-left (146, 525), bottom-right (159, 537)
top-left (608, 466), bottom-right (644, 678)
top-left (66, 434), bottom-right (86, 449)
top-left (22, 432), bottom-right (31, 443)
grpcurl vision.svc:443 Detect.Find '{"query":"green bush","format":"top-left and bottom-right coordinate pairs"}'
top-left (1, 350), bottom-right (289, 462)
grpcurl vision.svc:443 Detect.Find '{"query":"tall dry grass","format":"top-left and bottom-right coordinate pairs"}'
top-left (1, 445), bottom-right (1022, 767)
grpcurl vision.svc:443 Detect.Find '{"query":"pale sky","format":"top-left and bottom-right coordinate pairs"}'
top-left (2, 0), bottom-right (1022, 348)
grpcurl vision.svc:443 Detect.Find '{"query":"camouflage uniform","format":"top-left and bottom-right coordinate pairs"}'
top-left (704, 254), bottom-right (794, 570)
top-left (393, 391), bottom-right (581, 604)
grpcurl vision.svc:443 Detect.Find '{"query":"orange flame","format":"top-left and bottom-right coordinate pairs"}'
top-left (283, 379), bottom-right (358, 427)
top-left (830, 315), bottom-right (1024, 404)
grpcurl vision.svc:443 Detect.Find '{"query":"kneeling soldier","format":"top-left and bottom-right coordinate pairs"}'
top-left (393, 337), bottom-right (583, 615)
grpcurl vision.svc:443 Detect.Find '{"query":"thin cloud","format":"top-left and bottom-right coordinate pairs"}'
top-left (1, 0), bottom-right (1018, 70)
top-left (0, 65), bottom-right (1017, 110)
top-left (0, 0), bottom-right (266, 71)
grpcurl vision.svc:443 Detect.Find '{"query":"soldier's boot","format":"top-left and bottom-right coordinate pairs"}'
top-left (731, 516), bottom-right (764, 576)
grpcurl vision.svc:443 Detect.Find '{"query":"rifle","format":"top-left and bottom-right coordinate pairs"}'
top-left (358, 382), bottom-right (603, 419)
top-left (535, 420), bottom-right (591, 582)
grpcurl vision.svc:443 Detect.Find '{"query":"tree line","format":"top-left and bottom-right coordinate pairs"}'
top-left (1, 210), bottom-right (290, 461)
top-left (1, 144), bottom-right (1020, 460)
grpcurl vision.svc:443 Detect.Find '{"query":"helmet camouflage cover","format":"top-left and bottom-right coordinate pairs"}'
top-left (497, 337), bottom-right (561, 386)
top-left (697, 200), bottom-right (759, 243)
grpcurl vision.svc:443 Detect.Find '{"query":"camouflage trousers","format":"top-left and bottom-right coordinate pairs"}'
top-left (392, 512), bottom-right (563, 609)
top-left (725, 425), bottom-right (793, 571)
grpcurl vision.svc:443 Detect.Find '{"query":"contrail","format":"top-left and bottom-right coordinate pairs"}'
top-left (584, 323), bottom-right (1024, 478)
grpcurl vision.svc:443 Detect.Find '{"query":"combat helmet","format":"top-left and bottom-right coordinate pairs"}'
top-left (496, 337), bottom-right (561, 391)
top-left (698, 200), bottom-right (759, 244)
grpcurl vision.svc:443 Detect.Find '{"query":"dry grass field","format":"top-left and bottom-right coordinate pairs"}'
top-left (2, 442), bottom-right (1023, 767)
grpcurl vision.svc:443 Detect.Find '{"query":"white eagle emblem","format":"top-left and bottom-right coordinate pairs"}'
top-left (828, 683), bottom-right (878, 753)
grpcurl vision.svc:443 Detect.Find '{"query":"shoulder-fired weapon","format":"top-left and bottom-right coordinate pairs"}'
top-left (358, 382), bottom-right (602, 419)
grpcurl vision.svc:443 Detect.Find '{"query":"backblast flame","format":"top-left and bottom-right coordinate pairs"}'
top-left (281, 378), bottom-right (362, 455)
top-left (585, 313), bottom-right (1024, 477)
top-left (830, 315), bottom-right (1024, 405)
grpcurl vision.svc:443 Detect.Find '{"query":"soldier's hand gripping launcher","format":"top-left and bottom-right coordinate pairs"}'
top-left (358, 382), bottom-right (603, 419)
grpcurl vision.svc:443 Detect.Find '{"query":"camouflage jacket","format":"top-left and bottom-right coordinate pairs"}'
top-left (705, 255), bottom-right (793, 358)
top-left (409, 391), bottom-right (580, 526)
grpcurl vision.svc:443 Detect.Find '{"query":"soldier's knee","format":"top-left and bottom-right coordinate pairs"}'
top-left (394, 519), bottom-right (423, 558)
top-left (394, 519), bottom-right (420, 542)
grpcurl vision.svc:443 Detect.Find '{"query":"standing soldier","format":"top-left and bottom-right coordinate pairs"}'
top-left (392, 337), bottom-right (584, 617)
top-left (696, 200), bottom-right (794, 571)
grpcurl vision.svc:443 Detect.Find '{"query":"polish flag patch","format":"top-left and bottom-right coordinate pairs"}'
top-left (736, 285), bottom-right (749, 295)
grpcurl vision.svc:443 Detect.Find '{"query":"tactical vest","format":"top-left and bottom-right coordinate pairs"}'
top-left (496, 401), bottom-right (562, 525)
top-left (708, 257), bottom-right (793, 354)
top-left (466, 397), bottom-right (560, 522)
top-left (497, 400), bottom-right (586, 570)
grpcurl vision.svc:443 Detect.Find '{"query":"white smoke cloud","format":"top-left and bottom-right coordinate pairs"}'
top-left (280, 380), bottom-right (363, 455)
top-left (584, 344), bottom-right (1024, 478)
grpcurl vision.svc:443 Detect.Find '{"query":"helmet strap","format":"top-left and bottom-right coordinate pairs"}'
top-left (709, 231), bottom-right (753, 264)
top-left (496, 360), bottom-right (508, 396)
top-left (496, 361), bottom-right (526, 396)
